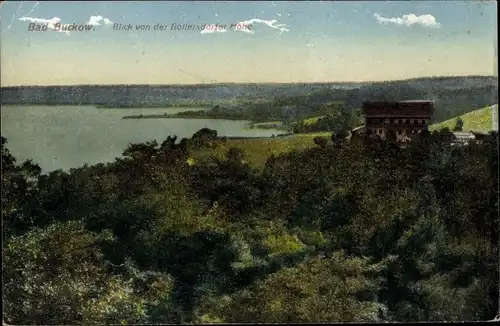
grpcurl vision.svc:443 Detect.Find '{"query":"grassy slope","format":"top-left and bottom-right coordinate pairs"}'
top-left (429, 105), bottom-right (495, 132)
top-left (192, 132), bottom-right (331, 169)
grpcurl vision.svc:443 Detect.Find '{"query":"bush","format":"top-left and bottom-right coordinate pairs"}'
top-left (313, 136), bottom-right (329, 148)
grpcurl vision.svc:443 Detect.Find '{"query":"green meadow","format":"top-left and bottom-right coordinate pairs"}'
top-left (430, 105), bottom-right (495, 132)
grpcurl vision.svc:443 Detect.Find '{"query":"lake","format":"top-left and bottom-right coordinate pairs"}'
top-left (1, 105), bottom-right (286, 172)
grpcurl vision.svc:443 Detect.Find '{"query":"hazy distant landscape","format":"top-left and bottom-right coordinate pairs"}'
top-left (2, 76), bottom-right (497, 125)
top-left (0, 82), bottom-right (365, 106)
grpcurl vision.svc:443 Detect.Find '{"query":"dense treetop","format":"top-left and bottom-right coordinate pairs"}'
top-left (2, 125), bottom-right (498, 323)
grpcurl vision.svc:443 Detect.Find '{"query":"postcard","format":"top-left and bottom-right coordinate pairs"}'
top-left (1, 1), bottom-right (498, 324)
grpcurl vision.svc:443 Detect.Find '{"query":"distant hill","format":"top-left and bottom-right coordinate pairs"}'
top-left (1, 76), bottom-right (496, 110)
top-left (429, 104), bottom-right (498, 132)
top-left (0, 83), bottom-right (356, 106)
top-left (258, 76), bottom-right (498, 124)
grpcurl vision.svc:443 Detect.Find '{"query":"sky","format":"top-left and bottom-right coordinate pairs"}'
top-left (0, 0), bottom-right (497, 86)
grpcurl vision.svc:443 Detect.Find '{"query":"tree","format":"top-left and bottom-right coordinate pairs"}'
top-left (2, 137), bottom-right (42, 237)
top-left (332, 128), bottom-right (350, 146)
top-left (191, 128), bottom-right (218, 148)
top-left (200, 252), bottom-right (387, 323)
top-left (313, 136), bottom-right (328, 148)
top-left (226, 147), bottom-right (245, 162)
top-left (2, 110), bottom-right (498, 324)
top-left (2, 220), bottom-right (153, 324)
top-left (453, 117), bottom-right (464, 131)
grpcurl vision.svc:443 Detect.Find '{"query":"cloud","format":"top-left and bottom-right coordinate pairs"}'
top-left (200, 24), bottom-right (228, 34)
top-left (19, 16), bottom-right (70, 35)
top-left (373, 13), bottom-right (441, 28)
top-left (233, 18), bottom-right (290, 34)
top-left (87, 15), bottom-right (113, 26)
top-left (200, 18), bottom-right (289, 35)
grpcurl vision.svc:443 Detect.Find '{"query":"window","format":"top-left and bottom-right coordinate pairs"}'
top-left (384, 119), bottom-right (390, 124)
top-left (404, 119), bottom-right (409, 124)
top-left (398, 119), bottom-right (402, 124)
top-left (410, 119), bottom-right (414, 124)
top-left (421, 119), bottom-right (426, 124)
top-left (397, 130), bottom-right (402, 135)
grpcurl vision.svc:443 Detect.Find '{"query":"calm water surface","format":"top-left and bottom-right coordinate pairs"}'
top-left (1, 105), bottom-right (285, 172)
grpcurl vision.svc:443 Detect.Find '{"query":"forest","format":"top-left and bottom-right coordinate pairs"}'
top-left (173, 78), bottom-right (498, 125)
top-left (2, 123), bottom-right (498, 323)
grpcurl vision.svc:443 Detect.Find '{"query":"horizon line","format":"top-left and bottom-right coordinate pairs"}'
top-left (1, 75), bottom-right (497, 88)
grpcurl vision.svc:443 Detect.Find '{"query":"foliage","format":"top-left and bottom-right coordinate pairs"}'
top-left (2, 137), bottom-right (41, 237)
top-left (2, 220), bottom-right (158, 324)
top-left (2, 126), bottom-right (498, 323)
top-left (313, 136), bottom-right (329, 148)
top-left (198, 252), bottom-right (388, 323)
top-left (453, 116), bottom-right (464, 131)
top-left (293, 106), bottom-right (362, 134)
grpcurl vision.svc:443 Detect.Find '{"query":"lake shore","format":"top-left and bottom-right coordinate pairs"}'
top-left (97, 104), bottom-right (212, 109)
top-left (122, 114), bottom-right (250, 120)
top-left (122, 114), bottom-right (291, 131)
top-left (122, 114), bottom-right (288, 123)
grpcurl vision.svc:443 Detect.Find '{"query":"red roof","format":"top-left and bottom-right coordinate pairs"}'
top-left (362, 101), bottom-right (434, 117)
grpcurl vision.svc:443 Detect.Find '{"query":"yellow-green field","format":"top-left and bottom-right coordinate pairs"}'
top-left (430, 105), bottom-right (495, 132)
top-left (192, 132), bottom-right (332, 169)
top-left (301, 116), bottom-right (325, 125)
